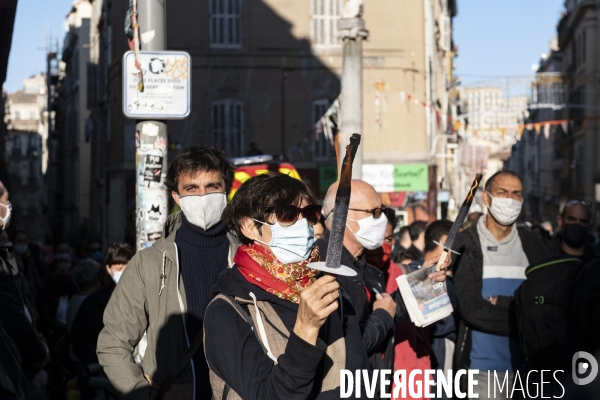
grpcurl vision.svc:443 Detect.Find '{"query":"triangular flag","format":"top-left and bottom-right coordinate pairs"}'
top-left (474, 130), bottom-right (479, 137)
top-left (518, 125), bottom-right (524, 137)
top-left (543, 123), bottom-right (550, 139)
top-left (526, 123), bottom-right (533, 130)
top-left (561, 121), bottom-right (568, 134)
top-left (399, 91), bottom-right (406, 104)
top-left (501, 128), bottom-right (506, 140)
top-left (534, 123), bottom-right (541, 134)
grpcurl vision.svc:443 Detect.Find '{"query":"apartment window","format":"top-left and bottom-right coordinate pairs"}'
top-left (311, 0), bottom-right (341, 47)
top-left (28, 135), bottom-right (37, 155)
top-left (29, 111), bottom-right (36, 120)
top-left (12, 136), bottom-right (21, 156)
top-left (212, 99), bottom-right (244, 157)
top-left (13, 111), bottom-right (20, 120)
top-left (210, 0), bottom-right (242, 48)
top-left (581, 30), bottom-right (587, 62)
top-left (313, 99), bottom-right (335, 160)
top-left (29, 161), bottom-right (37, 184)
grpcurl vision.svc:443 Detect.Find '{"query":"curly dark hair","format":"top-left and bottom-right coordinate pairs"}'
top-left (165, 146), bottom-right (235, 194)
top-left (222, 173), bottom-right (316, 244)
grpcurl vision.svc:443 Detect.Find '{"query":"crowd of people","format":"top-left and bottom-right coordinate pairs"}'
top-left (1, 145), bottom-right (600, 400)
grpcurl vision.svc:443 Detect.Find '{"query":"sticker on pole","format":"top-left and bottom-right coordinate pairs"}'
top-left (123, 51), bottom-right (191, 119)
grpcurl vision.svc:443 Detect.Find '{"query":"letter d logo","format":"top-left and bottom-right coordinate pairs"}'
top-left (572, 351), bottom-right (599, 385)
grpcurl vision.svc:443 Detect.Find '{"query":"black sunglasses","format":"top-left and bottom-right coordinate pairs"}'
top-left (264, 204), bottom-right (322, 227)
top-left (348, 206), bottom-right (387, 219)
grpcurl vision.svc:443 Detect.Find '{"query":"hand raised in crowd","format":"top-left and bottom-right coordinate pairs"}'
top-left (294, 274), bottom-right (340, 346)
top-left (424, 251), bottom-right (452, 282)
top-left (373, 292), bottom-right (396, 318)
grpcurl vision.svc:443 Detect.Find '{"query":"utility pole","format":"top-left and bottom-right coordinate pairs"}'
top-left (135, 0), bottom-right (168, 250)
top-left (338, 1), bottom-right (368, 178)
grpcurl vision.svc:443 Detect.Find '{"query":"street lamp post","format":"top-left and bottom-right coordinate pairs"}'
top-left (338, 1), bottom-right (368, 178)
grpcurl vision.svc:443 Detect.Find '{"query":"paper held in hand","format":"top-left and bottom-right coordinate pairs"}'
top-left (396, 265), bottom-right (453, 327)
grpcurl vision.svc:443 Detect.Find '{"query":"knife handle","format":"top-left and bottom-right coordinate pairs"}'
top-left (435, 249), bottom-right (450, 272)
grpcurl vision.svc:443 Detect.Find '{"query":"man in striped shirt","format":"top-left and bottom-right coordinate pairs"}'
top-left (453, 171), bottom-right (547, 400)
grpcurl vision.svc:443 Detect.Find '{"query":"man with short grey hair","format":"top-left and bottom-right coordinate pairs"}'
top-left (453, 170), bottom-right (546, 399)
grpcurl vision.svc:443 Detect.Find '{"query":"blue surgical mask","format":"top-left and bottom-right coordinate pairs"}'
top-left (112, 271), bottom-right (123, 284)
top-left (253, 218), bottom-right (315, 264)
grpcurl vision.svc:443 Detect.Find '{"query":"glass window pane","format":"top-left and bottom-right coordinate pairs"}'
top-left (218, 17), bottom-right (223, 44)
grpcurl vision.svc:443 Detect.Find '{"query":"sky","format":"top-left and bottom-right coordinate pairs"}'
top-left (453, 0), bottom-right (565, 95)
top-left (4, 0), bottom-right (74, 93)
top-left (5, 0), bottom-right (566, 94)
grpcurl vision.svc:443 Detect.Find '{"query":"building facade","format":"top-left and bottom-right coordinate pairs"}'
top-left (48, 0), bottom-right (459, 245)
top-left (5, 75), bottom-right (47, 242)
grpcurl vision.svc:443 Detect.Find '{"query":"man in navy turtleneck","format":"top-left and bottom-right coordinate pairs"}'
top-left (98, 146), bottom-right (239, 400)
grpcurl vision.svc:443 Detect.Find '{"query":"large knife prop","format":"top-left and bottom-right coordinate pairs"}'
top-left (308, 134), bottom-right (360, 277)
top-left (435, 174), bottom-right (483, 272)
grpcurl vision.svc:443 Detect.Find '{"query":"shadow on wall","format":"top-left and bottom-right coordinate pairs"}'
top-left (165, 0), bottom-right (341, 161)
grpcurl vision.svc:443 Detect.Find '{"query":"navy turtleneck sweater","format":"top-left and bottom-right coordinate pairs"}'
top-left (175, 214), bottom-right (229, 399)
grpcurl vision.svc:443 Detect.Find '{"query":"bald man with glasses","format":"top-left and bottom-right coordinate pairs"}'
top-left (317, 179), bottom-right (449, 375)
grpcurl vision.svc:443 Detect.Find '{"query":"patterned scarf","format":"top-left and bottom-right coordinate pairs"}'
top-left (235, 244), bottom-right (320, 304)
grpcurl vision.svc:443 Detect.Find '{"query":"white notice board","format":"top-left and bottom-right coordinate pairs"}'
top-left (123, 51), bottom-right (191, 119)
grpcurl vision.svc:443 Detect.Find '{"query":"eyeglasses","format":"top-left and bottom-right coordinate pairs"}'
top-left (566, 199), bottom-right (591, 208)
top-left (348, 206), bottom-right (387, 219)
top-left (260, 204), bottom-right (322, 227)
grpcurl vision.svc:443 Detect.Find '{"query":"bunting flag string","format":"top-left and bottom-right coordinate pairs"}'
top-left (376, 81), bottom-right (600, 139)
top-left (366, 67), bottom-right (600, 140)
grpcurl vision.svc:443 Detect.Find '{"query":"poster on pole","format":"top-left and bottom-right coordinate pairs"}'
top-left (123, 51), bottom-right (191, 119)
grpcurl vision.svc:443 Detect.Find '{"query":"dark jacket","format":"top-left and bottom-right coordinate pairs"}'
top-left (71, 287), bottom-right (113, 366)
top-left (570, 256), bottom-right (600, 354)
top-left (204, 266), bottom-right (371, 400)
top-left (0, 245), bottom-right (46, 378)
top-left (452, 224), bottom-right (547, 370)
top-left (35, 277), bottom-right (77, 339)
top-left (0, 320), bottom-right (23, 399)
top-left (547, 235), bottom-right (595, 262)
top-left (316, 232), bottom-right (407, 370)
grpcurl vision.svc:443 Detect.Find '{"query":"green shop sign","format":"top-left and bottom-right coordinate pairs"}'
top-left (362, 164), bottom-right (429, 192)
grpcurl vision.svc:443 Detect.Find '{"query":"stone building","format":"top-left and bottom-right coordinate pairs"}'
top-left (5, 74), bottom-right (47, 242)
top-left (49, 0), bottom-right (459, 245)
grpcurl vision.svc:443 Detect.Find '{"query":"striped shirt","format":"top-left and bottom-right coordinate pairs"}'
top-left (470, 216), bottom-right (528, 371)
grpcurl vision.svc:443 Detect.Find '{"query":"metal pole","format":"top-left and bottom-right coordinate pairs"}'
top-left (135, 0), bottom-right (168, 251)
top-left (338, 13), bottom-right (368, 179)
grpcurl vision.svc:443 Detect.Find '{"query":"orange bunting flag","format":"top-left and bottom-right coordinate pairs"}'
top-left (501, 128), bottom-right (506, 140)
top-left (534, 123), bottom-right (541, 134)
top-left (518, 125), bottom-right (525, 137)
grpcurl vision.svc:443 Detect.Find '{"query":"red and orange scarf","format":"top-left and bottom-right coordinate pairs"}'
top-left (235, 244), bottom-right (319, 304)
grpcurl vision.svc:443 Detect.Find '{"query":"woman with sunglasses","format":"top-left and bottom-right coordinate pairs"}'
top-left (204, 173), bottom-right (370, 400)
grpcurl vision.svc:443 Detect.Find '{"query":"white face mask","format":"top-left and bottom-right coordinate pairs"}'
top-left (179, 192), bottom-right (227, 230)
top-left (486, 192), bottom-right (523, 226)
top-left (347, 214), bottom-right (388, 250)
top-left (112, 271), bottom-right (123, 284)
top-left (0, 202), bottom-right (12, 230)
top-left (253, 218), bottom-right (315, 264)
